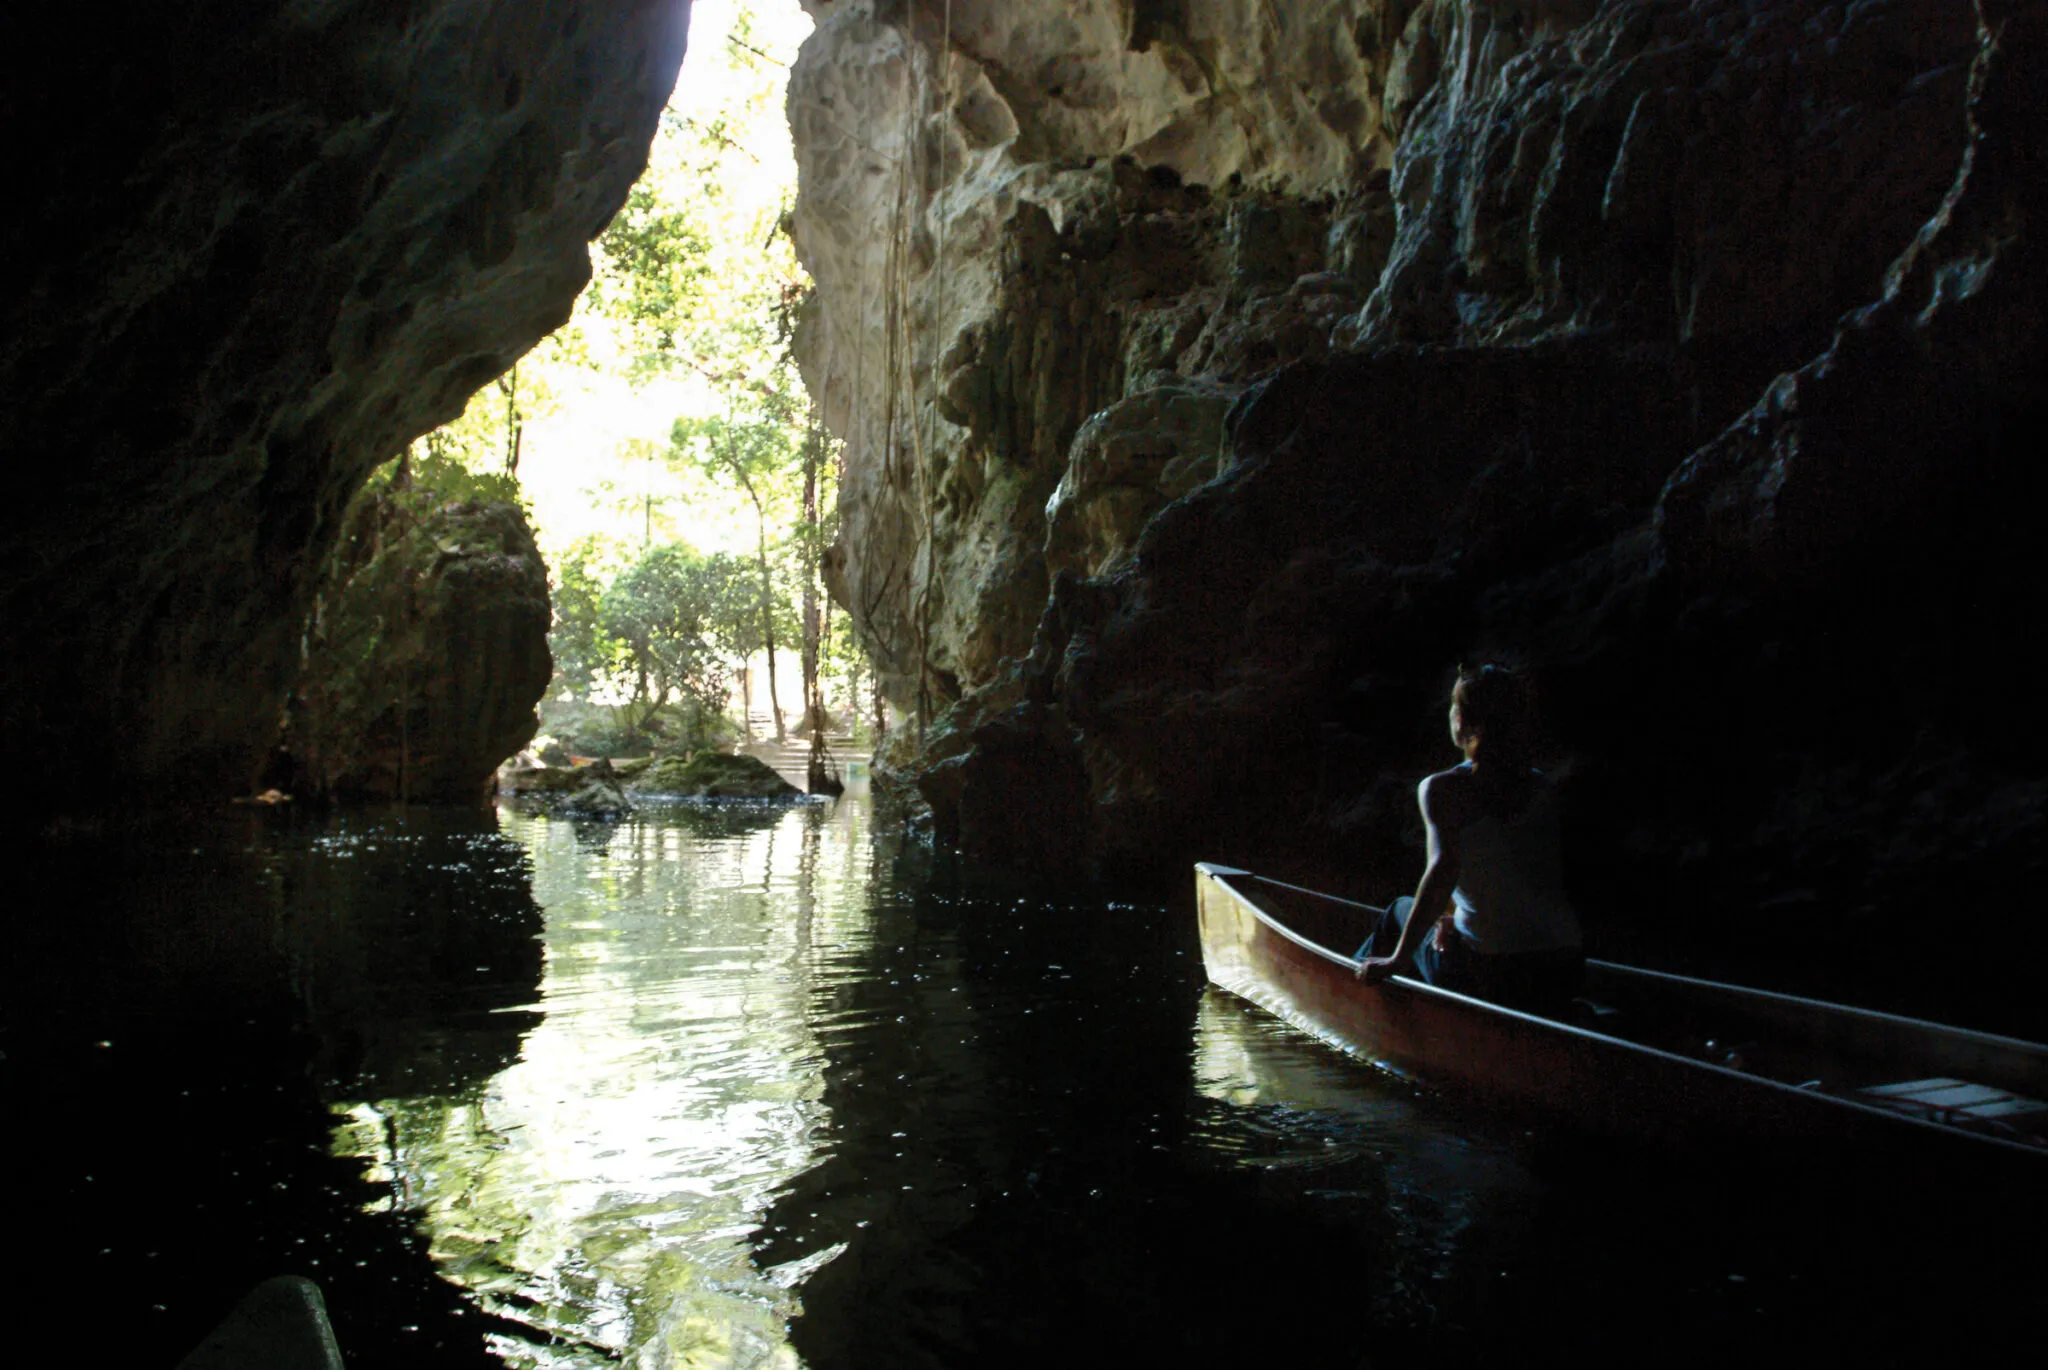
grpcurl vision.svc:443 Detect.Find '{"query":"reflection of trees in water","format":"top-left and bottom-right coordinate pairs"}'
top-left (337, 1090), bottom-right (802, 1370)
top-left (328, 802), bottom-right (862, 1368)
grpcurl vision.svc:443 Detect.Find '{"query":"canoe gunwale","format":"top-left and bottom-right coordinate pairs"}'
top-left (1196, 865), bottom-right (2048, 1158)
top-left (1592, 958), bottom-right (2048, 1059)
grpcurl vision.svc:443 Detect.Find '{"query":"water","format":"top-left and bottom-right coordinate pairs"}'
top-left (12, 799), bottom-right (2042, 1368)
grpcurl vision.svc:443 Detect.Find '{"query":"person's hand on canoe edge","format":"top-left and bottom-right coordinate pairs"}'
top-left (1355, 955), bottom-right (1404, 985)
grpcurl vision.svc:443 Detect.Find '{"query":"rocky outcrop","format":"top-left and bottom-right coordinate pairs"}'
top-left (796, 1), bottom-right (2047, 1008)
top-left (284, 480), bottom-right (552, 803)
top-left (627, 751), bottom-right (805, 799)
top-left (791, 2), bottom-right (1411, 712)
top-left (791, 0), bottom-right (1979, 718)
top-left (500, 751), bottom-right (805, 806)
top-left (0, 2), bottom-right (691, 816)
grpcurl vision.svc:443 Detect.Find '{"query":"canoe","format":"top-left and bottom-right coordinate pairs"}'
top-left (1196, 863), bottom-right (2048, 1158)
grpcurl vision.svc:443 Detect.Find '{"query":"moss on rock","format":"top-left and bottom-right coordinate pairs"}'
top-left (626, 752), bottom-right (801, 800)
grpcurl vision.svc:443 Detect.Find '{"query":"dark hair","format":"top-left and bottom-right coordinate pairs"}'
top-left (1452, 663), bottom-right (1535, 767)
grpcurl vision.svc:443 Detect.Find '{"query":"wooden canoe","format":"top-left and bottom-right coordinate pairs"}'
top-left (1196, 864), bottom-right (2048, 1158)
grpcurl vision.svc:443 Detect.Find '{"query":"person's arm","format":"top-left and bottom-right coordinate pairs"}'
top-left (1357, 775), bottom-right (1463, 984)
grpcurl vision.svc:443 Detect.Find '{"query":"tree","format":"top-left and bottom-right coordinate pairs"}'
top-left (548, 536), bottom-right (625, 700)
top-left (541, 538), bottom-right (742, 755)
top-left (587, 175), bottom-right (716, 379)
top-left (668, 378), bottom-right (804, 740)
top-left (599, 544), bottom-right (728, 735)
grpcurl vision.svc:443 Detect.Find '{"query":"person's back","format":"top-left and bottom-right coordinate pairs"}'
top-left (1448, 769), bottom-right (1581, 955)
top-left (1356, 665), bottom-right (1585, 1014)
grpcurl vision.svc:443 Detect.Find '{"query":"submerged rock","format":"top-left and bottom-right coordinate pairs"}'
top-left (627, 752), bottom-right (803, 801)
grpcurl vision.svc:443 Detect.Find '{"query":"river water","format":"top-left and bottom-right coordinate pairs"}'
top-left (14, 797), bottom-right (2041, 1368)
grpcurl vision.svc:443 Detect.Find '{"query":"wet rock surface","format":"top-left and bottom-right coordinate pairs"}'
top-left (0, 1), bottom-right (691, 816)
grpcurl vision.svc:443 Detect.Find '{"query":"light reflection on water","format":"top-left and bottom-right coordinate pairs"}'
top-left (324, 796), bottom-right (1551, 1368)
top-left (301, 798), bottom-right (2045, 1369)
top-left (334, 801), bottom-right (873, 1368)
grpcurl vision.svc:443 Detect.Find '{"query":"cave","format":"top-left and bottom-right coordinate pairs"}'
top-left (787, 0), bottom-right (2046, 1026)
top-left (8, 1), bottom-right (2047, 1365)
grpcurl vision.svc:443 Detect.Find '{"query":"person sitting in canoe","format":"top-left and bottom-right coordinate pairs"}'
top-left (1354, 664), bottom-right (1584, 1014)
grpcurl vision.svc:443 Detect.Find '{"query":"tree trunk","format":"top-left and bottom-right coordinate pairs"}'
top-left (800, 422), bottom-right (822, 737)
top-left (753, 503), bottom-right (784, 743)
top-left (503, 364), bottom-right (522, 474)
top-left (760, 551), bottom-right (783, 742)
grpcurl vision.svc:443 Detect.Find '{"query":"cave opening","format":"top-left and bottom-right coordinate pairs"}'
top-left (8, 3), bottom-right (2048, 1367)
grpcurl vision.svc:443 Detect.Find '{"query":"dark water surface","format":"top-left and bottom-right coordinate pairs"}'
top-left (12, 799), bottom-right (2043, 1368)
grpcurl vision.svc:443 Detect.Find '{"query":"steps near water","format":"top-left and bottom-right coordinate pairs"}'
top-left (736, 710), bottom-right (865, 793)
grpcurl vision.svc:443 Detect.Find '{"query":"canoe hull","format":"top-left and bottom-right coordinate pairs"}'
top-left (1195, 865), bottom-right (2042, 1155)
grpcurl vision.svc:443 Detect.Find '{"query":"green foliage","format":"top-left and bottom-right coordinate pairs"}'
top-left (601, 543), bottom-right (727, 710)
top-left (546, 536), bottom-right (624, 698)
top-left (584, 3), bottom-right (805, 387)
top-left (543, 539), bottom-right (760, 755)
top-left (588, 177), bottom-right (717, 378)
top-left (503, 4), bottom-right (886, 755)
top-left (363, 443), bottom-right (523, 511)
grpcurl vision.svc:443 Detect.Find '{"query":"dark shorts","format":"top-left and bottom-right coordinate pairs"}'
top-left (1358, 896), bottom-right (1584, 1017)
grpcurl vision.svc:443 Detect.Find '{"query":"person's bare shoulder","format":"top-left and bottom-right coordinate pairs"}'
top-left (1418, 765), bottom-right (1476, 828)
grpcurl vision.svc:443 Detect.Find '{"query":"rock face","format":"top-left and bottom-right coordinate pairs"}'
top-left (793, 1), bottom-right (2048, 1011)
top-left (792, 0), bottom-right (1980, 716)
top-left (284, 483), bottom-right (552, 803)
top-left (0, 1), bottom-right (691, 815)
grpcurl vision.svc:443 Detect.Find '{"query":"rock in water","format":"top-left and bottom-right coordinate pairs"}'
top-left (627, 753), bottom-right (804, 800)
top-left (285, 485), bottom-right (552, 803)
top-left (175, 1276), bottom-right (341, 1370)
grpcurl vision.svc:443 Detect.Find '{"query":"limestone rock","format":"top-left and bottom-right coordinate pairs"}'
top-left (852, 2), bottom-right (2048, 1013)
top-left (0, 1), bottom-right (692, 815)
top-left (1043, 378), bottom-right (1237, 581)
top-left (626, 752), bottom-right (804, 800)
top-left (791, 0), bottom-right (1976, 746)
top-left (790, 3), bottom-right (1408, 714)
top-left (497, 765), bottom-right (591, 797)
top-left (285, 487), bottom-right (552, 804)
top-left (554, 778), bottom-right (632, 819)
top-left (1355, 0), bottom-right (1977, 353)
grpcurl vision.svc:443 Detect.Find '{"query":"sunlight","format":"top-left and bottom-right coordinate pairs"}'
top-left (516, 0), bottom-right (816, 563)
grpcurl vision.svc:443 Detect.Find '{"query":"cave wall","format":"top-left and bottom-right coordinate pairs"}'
top-left (789, 0), bottom-right (1416, 709)
top-left (790, 0), bottom-right (1980, 714)
top-left (793, 0), bottom-right (2047, 1016)
top-left (0, 0), bottom-right (691, 812)
top-left (282, 481), bottom-right (553, 804)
